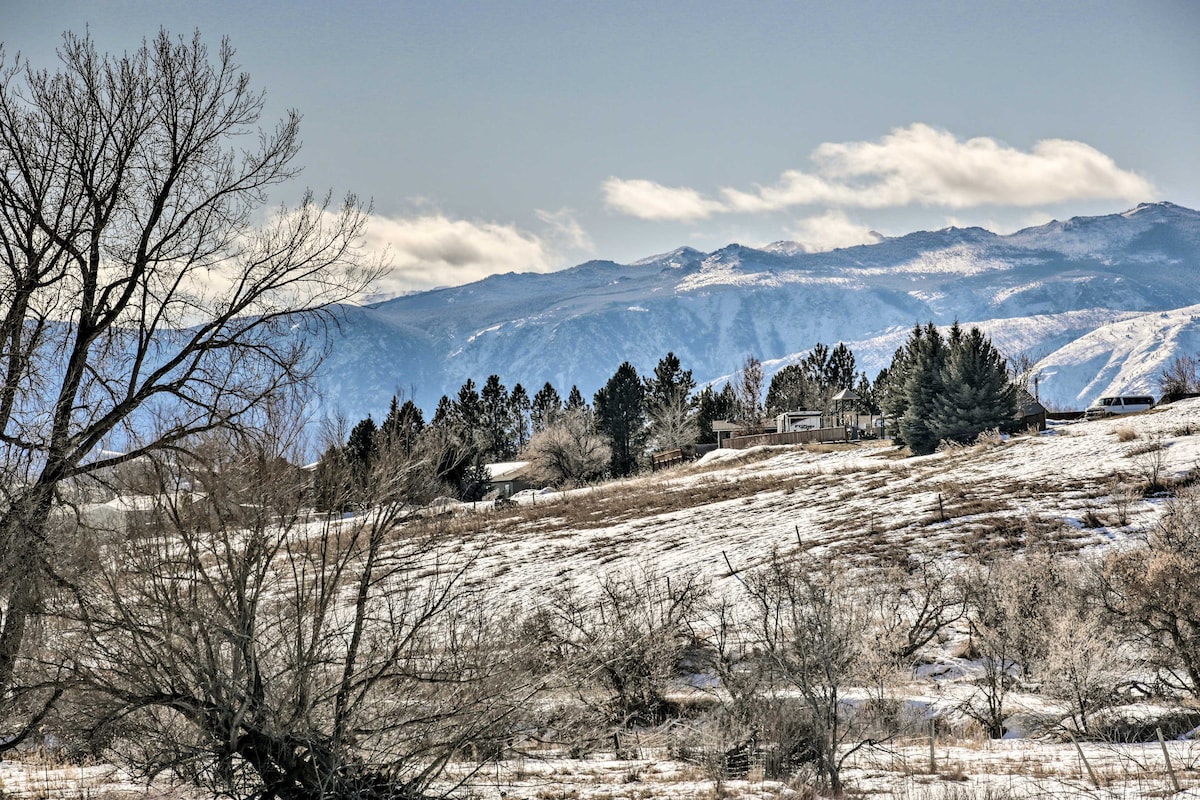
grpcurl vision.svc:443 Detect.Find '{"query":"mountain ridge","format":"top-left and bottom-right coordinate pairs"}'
top-left (315, 202), bottom-right (1200, 419)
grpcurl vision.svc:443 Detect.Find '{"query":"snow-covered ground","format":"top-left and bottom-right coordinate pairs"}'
top-left (5, 400), bottom-right (1200, 798)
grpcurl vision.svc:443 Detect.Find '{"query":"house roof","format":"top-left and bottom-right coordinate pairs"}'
top-left (485, 461), bottom-right (533, 481)
top-left (1015, 388), bottom-right (1047, 417)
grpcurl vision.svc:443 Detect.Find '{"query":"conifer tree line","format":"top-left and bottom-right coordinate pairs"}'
top-left (319, 322), bottom-right (1020, 501)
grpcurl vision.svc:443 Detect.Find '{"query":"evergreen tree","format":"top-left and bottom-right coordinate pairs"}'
top-left (644, 352), bottom-right (698, 451)
top-left (765, 363), bottom-right (813, 415)
top-left (898, 323), bottom-right (947, 455)
top-left (826, 343), bottom-right (857, 393)
top-left (531, 381), bottom-right (563, 433)
top-left (594, 362), bottom-right (647, 477)
top-left (381, 396), bottom-right (425, 454)
top-left (345, 416), bottom-right (379, 497)
top-left (509, 383), bottom-right (532, 450)
top-left (431, 395), bottom-right (455, 426)
top-left (480, 374), bottom-right (514, 461)
top-left (801, 343), bottom-right (831, 413)
top-left (696, 384), bottom-right (737, 444)
top-left (566, 385), bottom-right (586, 412)
top-left (931, 326), bottom-right (1018, 444)
top-left (454, 378), bottom-right (483, 431)
top-left (855, 372), bottom-right (880, 416)
top-left (644, 352), bottom-right (696, 408)
top-left (312, 444), bottom-right (352, 513)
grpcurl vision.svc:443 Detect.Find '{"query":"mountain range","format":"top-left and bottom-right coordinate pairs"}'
top-left (315, 201), bottom-right (1200, 420)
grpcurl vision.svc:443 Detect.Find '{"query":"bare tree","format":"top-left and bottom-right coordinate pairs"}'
top-left (57, 428), bottom-right (532, 799)
top-left (733, 355), bottom-right (766, 430)
top-left (743, 551), bottom-right (876, 795)
top-left (523, 407), bottom-right (610, 487)
top-left (1099, 486), bottom-right (1200, 698)
top-left (1038, 594), bottom-right (1126, 736)
top-left (0, 30), bottom-right (376, 707)
top-left (1158, 354), bottom-right (1200, 400)
top-left (958, 556), bottom-right (1060, 738)
top-left (645, 389), bottom-right (699, 454)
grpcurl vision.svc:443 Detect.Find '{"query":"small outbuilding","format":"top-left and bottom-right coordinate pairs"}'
top-left (1014, 389), bottom-right (1048, 432)
top-left (775, 411), bottom-right (824, 433)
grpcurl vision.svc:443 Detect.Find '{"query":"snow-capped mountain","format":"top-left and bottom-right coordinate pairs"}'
top-left (316, 202), bottom-right (1200, 418)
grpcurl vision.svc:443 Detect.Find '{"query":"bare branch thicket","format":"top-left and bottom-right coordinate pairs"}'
top-left (0, 30), bottom-right (379, 712)
top-left (529, 568), bottom-right (708, 743)
top-left (522, 407), bottom-right (610, 488)
top-left (1099, 486), bottom-right (1200, 699)
top-left (741, 550), bottom-right (880, 796)
top-left (53, 429), bottom-right (535, 800)
top-left (957, 556), bottom-right (1063, 738)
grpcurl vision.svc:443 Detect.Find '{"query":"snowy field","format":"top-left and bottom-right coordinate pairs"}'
top-left (4, 399), bottom-right (1200, 798)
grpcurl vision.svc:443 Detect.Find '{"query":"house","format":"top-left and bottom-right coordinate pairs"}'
top-left (484, 461), bottom-right (536, 498)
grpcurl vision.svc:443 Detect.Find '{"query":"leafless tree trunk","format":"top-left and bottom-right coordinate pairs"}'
top-left (0, 30), bottom-right (377, 710)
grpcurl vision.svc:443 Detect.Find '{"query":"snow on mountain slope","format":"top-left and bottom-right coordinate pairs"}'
top-left (1032, 304), bottom-right (1200, 408)
top-left (316, 203), bottom-right (1200, 420)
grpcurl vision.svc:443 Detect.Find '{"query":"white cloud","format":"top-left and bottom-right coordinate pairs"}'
top-left (786, 210), bottom-right (883, 252)
top-left (606, 124), bottom-right (1155, 220)
top-left (602, 177), bottom-right (726, 221)
top-left (362, 212), bottom-right (591, 297)
top-left (536, 207), bottom-right (594, 251)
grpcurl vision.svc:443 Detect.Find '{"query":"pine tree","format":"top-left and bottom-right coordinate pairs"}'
top-left (898, 323), bottom-right (947, 455)
top-left (531, 381), bottom-right (563, 433)
top-left (644, 352), bottom-right (698, 451)
top-left (345, 416), bottom-right (379, 497)
top-left (381, 397), bottom-right (425, 454)
top-left (594, 362), bottom-right (646, 477)
top-left (696, 384), bottom-right (737, 444)
top-left (566, 385), bottom-right (586, 411)
top-left (932, 326), bottom-right (1018, 444)
top-left (509, 383), bottom-right (532, 451)
top-left (826, 343), bottom-right (857, 393)
top-left (765, 363), bottom-right (813, 415)
top-left (480, 374), bottom-right (514, 461)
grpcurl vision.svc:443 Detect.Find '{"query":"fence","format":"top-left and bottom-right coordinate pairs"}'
top-left (724, 426), bottom-right (848, 450)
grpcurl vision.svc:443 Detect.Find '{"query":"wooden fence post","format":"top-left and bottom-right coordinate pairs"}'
top-left (1157, 726), bottom-right (1181, 794)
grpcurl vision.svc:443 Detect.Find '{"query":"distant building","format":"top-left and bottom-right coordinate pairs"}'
top-left (1015, 389), bottom-right (1048, 432)
top-left (484, 461), bottom-right (535, 498)
top-left (775, 411), bottom-right (824, 433)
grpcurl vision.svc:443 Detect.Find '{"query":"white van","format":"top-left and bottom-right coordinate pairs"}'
top-left (1084, 395), bottom-right (1156, 420)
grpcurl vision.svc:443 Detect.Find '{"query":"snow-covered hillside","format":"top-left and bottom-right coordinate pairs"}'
top-left (441, 398), bottom-right (1200, 599)
top-left (316, 202), bottom-right (1200, 419)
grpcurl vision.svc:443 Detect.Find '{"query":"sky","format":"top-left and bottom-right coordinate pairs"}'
top-left (5, 0), bottom-right (1200, 297)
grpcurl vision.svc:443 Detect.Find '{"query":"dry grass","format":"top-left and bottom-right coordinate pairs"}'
top-left (1115, 426), bottom-right (1140, 442)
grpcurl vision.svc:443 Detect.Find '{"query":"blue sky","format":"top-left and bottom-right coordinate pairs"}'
top-left (6, 0), bottom-right (1199, 295)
